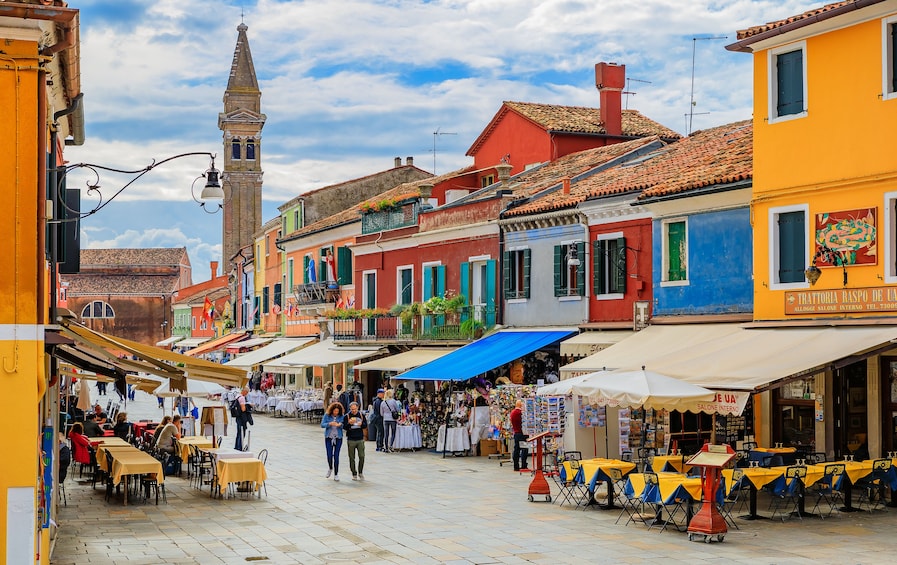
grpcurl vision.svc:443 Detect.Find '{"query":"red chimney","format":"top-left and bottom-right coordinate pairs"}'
top-left (562, 177), bottom-right (571, 195)
top-left (210, 261), bottom-right (219, 279)
top-left (595, 62), bottom-right (625, 137)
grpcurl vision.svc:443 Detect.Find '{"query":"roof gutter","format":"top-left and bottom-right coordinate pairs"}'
top-left (725, 0), bottom-right (883, 53)
top-left (636, 178), bottom-right (753, 204)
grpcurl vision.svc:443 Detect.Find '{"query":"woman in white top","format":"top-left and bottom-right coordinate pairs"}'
top-left (379, 390), bottom-right (401, 452)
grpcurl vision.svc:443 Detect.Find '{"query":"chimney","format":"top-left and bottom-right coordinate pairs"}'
top-left (394, 157), bottom-right (402, 168)
top-left (595, 62), bottom-right (625, 137)
top-left (495, 162), bottom-right (512, 188)
top-left (562, 177), bottom-right (571, 195)
top-left (406, 156), bottom-right (413, 166)
top-left (210, 261), bottom-right (218, 279)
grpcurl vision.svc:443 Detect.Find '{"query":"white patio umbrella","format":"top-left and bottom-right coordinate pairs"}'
top-left (153, 378), bottom-right (226, 398)
top-left (76, 378), bottom-right (92, 412)
top-left (571, 367), bottom-right (715, 410)
top-left (536, 370), bottom-right (612, 397)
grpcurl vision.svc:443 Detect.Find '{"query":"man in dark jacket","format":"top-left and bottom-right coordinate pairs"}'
top-left (342, 401), bottom-right (368, 480)
top-left (371, 389), bottom-right (385, 452)
top-left (83, 413), bottom-right (104, 437)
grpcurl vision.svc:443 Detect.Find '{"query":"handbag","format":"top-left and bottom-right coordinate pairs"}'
top-left (389, 400), bottom-right (400, 420)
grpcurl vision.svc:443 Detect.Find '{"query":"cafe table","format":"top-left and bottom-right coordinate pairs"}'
top-left (177, 436), bottom-right (214, 462)
top-left (561, 458), bottom-right (636, 510)
top-left (393, 424), bottom-right (422, 451)
top-left (95, 444), bottom-right (139, 473)
top-left (651, 454), bottom-right (693, 474)
top-left (108, 449), bottom-right (164, 505)
top-left (721, 466), bottom-right (784, 520)
top-left (625, 472), bottom-right (705, 529)
top-left (832, 460), bottom-right (876, 512)
top-left (89, 436), bottom-right (130, 447)
top-left (200, 447), bottom-right (255, 461)
top-left (214, 457), bottom-right (267, 498)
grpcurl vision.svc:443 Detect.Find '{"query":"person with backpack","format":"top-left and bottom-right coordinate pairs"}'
top-left (379, 389), bottom-right (401, 453)
top-left (321, 402), bottom-right (344, 481)
top-left (232, 386), bottom-right (252, 451)
top-left (371, 389), bottom-right (385, 451)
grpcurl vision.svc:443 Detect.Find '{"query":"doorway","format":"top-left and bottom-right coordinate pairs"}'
top-left (833, 360), bottom-right (868, 460)
top-left (880, 357), bottom-right (897, 454)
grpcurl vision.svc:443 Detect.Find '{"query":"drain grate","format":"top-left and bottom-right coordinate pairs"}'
top-left (245, 557), bottom-right (269, 562)
top-left (321, 551), bottom-right (370, 562)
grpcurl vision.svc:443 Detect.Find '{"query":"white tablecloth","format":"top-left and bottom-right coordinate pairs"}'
top-left (393, 424), bottom-right (422, 450)
top-left (275, 399), bottom-right (297, 416)
top-left (202, 448), bottom-right (256, 462)
top-left (247, 391), bottom-right (267, 408)
top-left (437, 425), bottom-right (471, 453)
top-left (296, 399), bottom-right (324, 412)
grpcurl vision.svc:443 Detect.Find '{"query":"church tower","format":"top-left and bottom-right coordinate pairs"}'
top-left (218, 23), bottom-right (266, 265)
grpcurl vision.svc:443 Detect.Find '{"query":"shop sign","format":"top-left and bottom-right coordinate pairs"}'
top-left (785, 286), bottom-right (897, 315)
top-left (690, 391), bottom-right (751, 416)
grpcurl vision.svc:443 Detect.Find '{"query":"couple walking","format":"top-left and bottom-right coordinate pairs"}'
top-left (321, 401), bottom-right (367, 481)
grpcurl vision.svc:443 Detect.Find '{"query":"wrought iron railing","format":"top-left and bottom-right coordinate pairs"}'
top-left (292, 282), bottom-right (340, 306)
top-left (361, 202), bottom-right (419, 235)
top-left (331, 305), bottom-right (495, 342)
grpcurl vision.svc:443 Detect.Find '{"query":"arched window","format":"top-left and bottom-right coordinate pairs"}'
top-left (246, 138), bottom-right (256, 160)
top-left (81, 300), bottom-right (114, 319)
top-left (231, 138), bottom-right (241, 160)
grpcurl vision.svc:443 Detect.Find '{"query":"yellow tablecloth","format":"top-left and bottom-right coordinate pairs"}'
top-left (110, 450), bottom-right (164, 486)
top-left (90, 436), bottom-right (130, 447)
top-left (722, 466), bottom-right (783, 493)
top-left (628, 472), bottom-right (703, 502)
top-left (651, 455), bottom-right (693, 473)
top-left (839, 460), bottom-right (874, 484)
top-left (177, 436), bottom-right (214, 461)
top-left (754, 446), bottom-right (797, 454)
top-left (216, 458), bottom-right (267, 492)
top-left (96, 444), bottom-right (140, 472)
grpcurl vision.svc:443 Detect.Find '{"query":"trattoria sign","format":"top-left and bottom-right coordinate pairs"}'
top-left (785, 286), bottom-right (897, 315)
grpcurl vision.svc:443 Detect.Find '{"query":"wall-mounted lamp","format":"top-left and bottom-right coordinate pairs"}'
top-left (566, 245), bottom-right (580, 267)
top-left (805, 243), bottom-right (849, 287)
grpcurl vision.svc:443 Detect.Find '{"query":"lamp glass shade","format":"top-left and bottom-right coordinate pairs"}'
top-left (200, 168), bottom-right (224, 203)
top-left (805, 265), bottom-right (822, 285)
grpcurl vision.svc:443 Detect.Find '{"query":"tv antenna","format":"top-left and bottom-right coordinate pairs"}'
top-left (623, 77), bottom-right (652, 109)
top-left (688, 35), bottom-right (727, 135)
top-left (431, 128), bottom-right (457, 175)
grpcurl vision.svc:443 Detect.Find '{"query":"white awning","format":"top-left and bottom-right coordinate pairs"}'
top-left (155, 335), bottom-right (184, 347)
top-left (226, 337), bottom-right (273, 351)
top-left (224, 338), bottom-right (316, 370)
top-left (174, 337), bottom-right (210, 349)
top-left (263, 338), bottom-right (384, 374)
top-left (354, 348), bottom-right (458, 372)
top-left (560, 331), bottom-right (633, 358)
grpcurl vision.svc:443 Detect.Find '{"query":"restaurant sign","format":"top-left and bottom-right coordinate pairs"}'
top-left (785, 286), bottom-right (897, 315)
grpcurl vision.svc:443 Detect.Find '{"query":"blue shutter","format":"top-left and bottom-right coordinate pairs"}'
top-left (459, 262), bottom-right (469, 303)
top-left (422, 266), bottom-right (433, 300)
top-left (485, 259), bottom-right (497, 326)
top-left (436, 265), bottom-right (446, 297)
top-left (778, 211), bottom-right (806, 283)
top-left (776, 50), bottom-right (803, 116)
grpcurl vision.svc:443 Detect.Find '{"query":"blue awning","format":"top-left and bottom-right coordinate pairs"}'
top-left (393, 329), bottom-right (575, 382)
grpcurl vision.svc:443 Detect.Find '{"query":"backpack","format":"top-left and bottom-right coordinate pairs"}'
top-left (229, 398), bottom-right (241, 418)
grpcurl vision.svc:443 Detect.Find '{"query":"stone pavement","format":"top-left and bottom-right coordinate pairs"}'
top-left (53, 386), bottom-right (897, 564)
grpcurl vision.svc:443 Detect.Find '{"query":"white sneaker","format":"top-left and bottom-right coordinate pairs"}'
top-left (358, 474), bottom-right (365, 481)
top-left (352, 475), bottom-right (358, 481)
top-left (334, 475), bottom-right (340, 482)
top-left (325, 469), bottom-right (332, 478)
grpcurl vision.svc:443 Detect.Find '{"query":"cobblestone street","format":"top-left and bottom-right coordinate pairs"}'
top-left (52, 389), bottom-right (897, 564)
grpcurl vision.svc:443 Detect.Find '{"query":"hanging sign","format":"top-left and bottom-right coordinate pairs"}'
top-left (689, 391), bottom-right (751, 416)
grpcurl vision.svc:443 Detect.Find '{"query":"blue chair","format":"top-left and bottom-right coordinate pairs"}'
top-left (769, 465), bottom-right (807, 521)
top-left (810, 463), bottom-right (845, 518)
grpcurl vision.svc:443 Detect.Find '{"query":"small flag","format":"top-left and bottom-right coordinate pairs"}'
top-left (336, 296), bottom-right (345, 309)
top-left (347, 295), bottom-right (355, 308)
top-left (203, 297), bottom-right (215, 322)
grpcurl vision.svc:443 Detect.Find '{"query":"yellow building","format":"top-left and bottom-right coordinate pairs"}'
top-left (0, 2), bottom-right (83, 562)
top-left (730, 0), bottom-right (897, 458)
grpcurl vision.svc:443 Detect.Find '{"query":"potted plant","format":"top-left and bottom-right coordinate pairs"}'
top-left (460, 318), bottom-right (484, 339)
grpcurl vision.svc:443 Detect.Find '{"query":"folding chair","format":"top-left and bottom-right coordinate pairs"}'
top-left (257, 449), bottom-right (268, 496)
top-left (718, 468), bottom-right (745, 529)
top-left (855, 459), bottom-right (891, 513)
top-left (646, 474), bottom-right (689, 533)
top-left (555, 460), bottom-right (589, 507)
top-left (637, 447), bottom-right (656, 473)
top-left (810, 463), bottom-right (845, 518)
top-left (616, 473), bottom-right (657, 527)
top-left (769, 465), bottom-right (807, 521)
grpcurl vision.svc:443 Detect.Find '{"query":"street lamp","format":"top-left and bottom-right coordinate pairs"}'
top-left (805, 243), bottom-right (849, 287)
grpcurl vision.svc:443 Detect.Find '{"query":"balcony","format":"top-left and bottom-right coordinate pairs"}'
top-left (293, 282), bottom-right (341, 306)
top-left (331, 305), bottom-right (495, 344)
top-left (361, 202), bottom-right (419, 235)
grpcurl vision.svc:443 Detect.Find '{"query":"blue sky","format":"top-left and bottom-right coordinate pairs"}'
top-left (65, 0), bottom-right (822, 281)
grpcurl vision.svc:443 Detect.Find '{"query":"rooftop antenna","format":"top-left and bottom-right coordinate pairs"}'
top-left (688, 35), bottom-right (727, 135)
top-left (431, 127), bottom-right (457, 175)
top-left (623, 77), bottom-right (652, 109)
top-left (684, 112), bottom-right (710, 134)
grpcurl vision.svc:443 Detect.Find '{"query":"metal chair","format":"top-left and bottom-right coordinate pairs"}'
top-left (637, 447), bottom-right (656, 473)
top-left (555, 460), bottom-right (589, 507)
top-left (616, 472), bottom-right (657, 527)
top-left (810, 463), bottom-right (845, 518)
top-left (810, 452), bottom-right (828, 464)
top-left (718, 468), bottom-right (745, 529)
top-left (257, 449), bottom-right (268, 496)
top-left (769, 465), bottom-right (807, 521)
top-left (855, 458), bottom-right (891, 513)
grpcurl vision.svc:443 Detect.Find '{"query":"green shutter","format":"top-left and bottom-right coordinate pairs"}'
top-left (667, 222), bottom-right (686, 281)
top-left (778, 211), bottom-right (806, 283)
top-left (576, 242), bottom-right (586, 296)
top-left (337, 246), bottom-right (353, 285)
top-left (303, 255), bottom-right (310, 284)
top-left (436, 265), bottom-right (446, 297)
top-left (522, 249), bottom-right (531, 299)
top-left (614, 237), bottom-right (627, 293)
top-left (502, 251), bottom-right (512, 299)
top-left (273, 283), bottom-right (282, 307)
top-left (593, 240), bottom-right (605, 295)
top-left (777, 50), bottom-right (803, 116)
top-left (553, 246), bottom-right (563, 296)
top-left (423, 265), bottom-right (433, 300)
top-left (485, 259), bottom-right (497, 326)
top-left (460, 262), bottom-right (469, 303)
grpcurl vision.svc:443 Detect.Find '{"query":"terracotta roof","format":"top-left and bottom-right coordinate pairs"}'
top-left (173, 286), bottom-right (230, 307)
top-left (505, 120), bottom-right (752, 216)
top-left (79, 248), bottom-right (188, 267)
top-left (730, 1), bottom-right (882, 47)
top-left (281, 166), bottom-right (475, 240)
top-left (467, 101), bottom-right (680, 155)
top-left (65, 274), bottom-right (181, 296)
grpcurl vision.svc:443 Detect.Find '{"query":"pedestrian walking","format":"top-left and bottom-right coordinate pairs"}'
top-left (342, 401), bottom-right (367, 481)
top-left (321, 402), bottom-right (344, 481)
top-left (380, 389), bottom-right (400, 452)
top-left (371, 388), bottom-right (385, 451)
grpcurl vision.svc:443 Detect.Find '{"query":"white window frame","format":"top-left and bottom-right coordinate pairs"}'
top-left (769, 203), bottom-right (810, 291)
top-left (362, 270), bottom-right (377, 309)
top-left (557, 239), bottom-right (583, 298)
top-left (191, 316), bottom-right (196, 330)
top-left (768, 41), bottom-right (808, 124)
top-left (884, 191), bottom-right (897, 283)
top-left (883, 15), bottom-right (897, 101)
top-left (506, 245), bottom-right (529, 304)
top-left (595, 231), bottom-right (625, 300)
top-left (396, 265), bottom-right (414, 304)
top-left (660, 218), bottom-right (689, 288)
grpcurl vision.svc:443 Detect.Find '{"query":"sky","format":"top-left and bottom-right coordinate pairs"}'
top-left (65, 0), bottom-right (823, 282)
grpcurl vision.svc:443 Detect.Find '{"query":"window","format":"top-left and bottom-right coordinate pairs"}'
top-left (231, 139), bottom-right (241, 160)
top-left (553, 242), bottom-right (585, 297)
top-left (770, 205), bottom-right (809, 288)
top-left (885, 192), bottom-right (897, 282)
top-left (481, 174), bottom-right (494, 188)
top-left (768, 42), bottom-right (807, 121)
top-left (321, 246), bottom-right (335, 283)
top-left (200, 318), bottom-right (208, 330)
top-left (246, 138), bottom-right (256, 160)
top-left (262, 286), bottom-right (270, 314)
top-left (81, 300), bottom-right (114, 319)
top-left (288, 258), bottom-right (294, 290)
top-left (293, 209), bottom-right (300, 231)
top-left (594, 234), bottom-right (626, 297)
top-left (883, 17), bottom-right (897, 100)
top-left (397, 267), bottom-right (413, 304)
top-left (273, 283), bottom-right (282, 309)
top-left (662, 220), bottom-right (687, 284)
top-left (503, 249), bottom-right (530, 299)
top-left (253, 296), bottom-right (261, 325)
top-left (191, 316), bottom-right (196, 330)
top-left (337, 246), bottom-right (353, 285)
top-left (265, 235), bottom-right (270, 256)
top-left (422, 263), bottom-right (445, 300)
